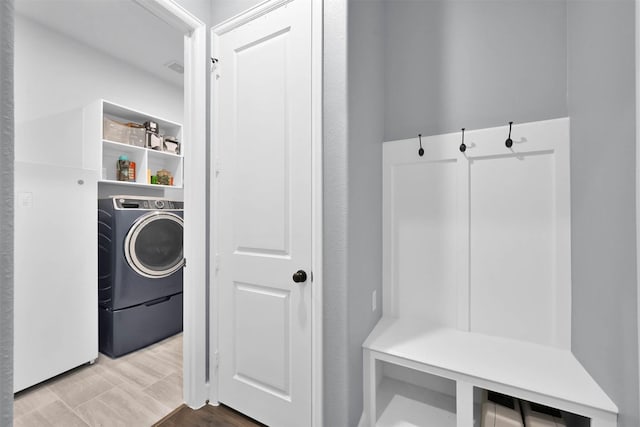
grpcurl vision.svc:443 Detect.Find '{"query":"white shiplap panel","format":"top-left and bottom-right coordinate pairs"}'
top-left (382, 118), bottom-right (570, 348)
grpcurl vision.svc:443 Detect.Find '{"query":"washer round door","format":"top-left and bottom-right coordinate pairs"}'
top-left (124, 211), bottom-right (184, 278)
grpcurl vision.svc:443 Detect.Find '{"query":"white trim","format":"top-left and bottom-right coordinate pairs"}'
top-left (210, 0), bottom-right (323, 424)
top-left (134, 0), bottom-right (202, 34)
top-left (636, 0), bottom-right (640, 416)
top-left (211, 0), bottom-right (295, 35)
top-left (182, 23), bottom-right (209, 408)
top-left (134, 0), bottom-right (208, 409)
top-left (208, 25), bottom-right (221, 407)
top-left (311, 1), bottom-right (324, 426)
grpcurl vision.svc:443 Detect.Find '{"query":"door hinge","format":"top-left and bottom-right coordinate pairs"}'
top-left (211, 57), bottom-right (220, 78)
top-left (214, 158), bottom-right (222, 177)
top-left (214, 351), bottom-right (219, 371)
top-left (214, 254), bottom-right (220, 276)
top-left (183, 258), bottom-right (187, 269)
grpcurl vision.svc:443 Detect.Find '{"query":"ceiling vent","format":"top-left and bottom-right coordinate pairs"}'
top-left (165, 60), bottom-right (184, 74)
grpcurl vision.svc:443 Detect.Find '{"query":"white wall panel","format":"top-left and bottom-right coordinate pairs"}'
top-left (383, 118), bottom-right (570, 349)
top-left (469, 152), bottom-right (556, 345)
top-left (391, 161), bottom-right (458, 326)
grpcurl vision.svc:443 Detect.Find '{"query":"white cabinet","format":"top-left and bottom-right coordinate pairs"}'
top-left (83, 100), bottom-right (184, 189)
top-left (14, 162), bottom-right (98, 392)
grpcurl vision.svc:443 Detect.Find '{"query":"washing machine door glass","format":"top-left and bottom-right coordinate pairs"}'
top-left (125, 212), bottom-right (184, 278)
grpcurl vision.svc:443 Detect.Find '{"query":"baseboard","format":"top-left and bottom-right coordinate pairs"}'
top-left (357, 411), bottom-right (366, 427)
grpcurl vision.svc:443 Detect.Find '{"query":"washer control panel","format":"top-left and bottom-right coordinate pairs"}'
top-left (113, 197), bottom-right (184, 210)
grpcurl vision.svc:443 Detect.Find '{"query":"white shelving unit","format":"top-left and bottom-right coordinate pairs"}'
top-left (83, 99), bottom-right (183, 189)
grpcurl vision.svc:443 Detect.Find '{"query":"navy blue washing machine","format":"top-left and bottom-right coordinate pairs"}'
top-left (98, 196), bottom-right (184, 358)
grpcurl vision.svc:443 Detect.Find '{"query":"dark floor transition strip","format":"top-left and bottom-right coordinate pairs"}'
top-left (153, 403), bottom-right (266, 427)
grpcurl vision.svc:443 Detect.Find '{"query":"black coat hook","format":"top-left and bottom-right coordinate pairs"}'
top-left (459, 128), bottom-right (466, 153)
top-left (505, 121), bottom-right (514, 148)
top-left (418, 134), bottom-right (424, 157)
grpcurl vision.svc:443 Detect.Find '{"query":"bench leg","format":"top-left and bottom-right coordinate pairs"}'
top-left (363, 349), bottom-right (377, 427)
top-left (456, 380), bottom-right (474, 427)
top-left (590, 414), bottom-right (617, 427)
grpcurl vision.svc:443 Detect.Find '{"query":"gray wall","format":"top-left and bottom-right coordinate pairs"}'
top-left (384, 0), bottom-right (567, 141)
top-left (322, 0), bottom-right (350, 425)
top-left (346, 1), bottom-right (385, 425)
top-left (567, 1), bottom-right (639, 426)
top-left (0, 1), bottom-right (14, 426)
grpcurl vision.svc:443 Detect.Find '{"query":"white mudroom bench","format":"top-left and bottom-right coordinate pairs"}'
top-left (362, 317), bottom-right (617, 426)
top-left (362, 119), bottom-right (618, 427)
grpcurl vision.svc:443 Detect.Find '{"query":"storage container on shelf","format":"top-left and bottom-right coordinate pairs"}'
top-left (103, 116), bottom-right (145, 147)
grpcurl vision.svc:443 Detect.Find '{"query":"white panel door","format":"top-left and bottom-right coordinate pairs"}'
top-left (214, 1), bottom-right (312, 426)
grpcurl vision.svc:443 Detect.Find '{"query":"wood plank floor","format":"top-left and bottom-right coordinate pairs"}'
top-left (153, 404), bottom-right (266, 427)
top-left (14, 333), bottom-right (183, 426)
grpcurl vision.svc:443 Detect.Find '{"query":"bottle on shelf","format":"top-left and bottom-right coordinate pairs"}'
top-left (129, 161), bottom-right (136, 182)
top-left (117, 155), bottom-right (130, 181)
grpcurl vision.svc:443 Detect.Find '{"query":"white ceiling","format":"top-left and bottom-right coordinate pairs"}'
top-left (16, 0), bottom-right (185, 87)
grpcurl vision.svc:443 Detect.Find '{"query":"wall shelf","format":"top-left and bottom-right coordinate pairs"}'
top-left (84, 99), bottom-right (184, 189)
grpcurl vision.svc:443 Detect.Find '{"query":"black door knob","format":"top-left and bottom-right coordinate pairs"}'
top-left (292, 270), bottom-right (307, 283)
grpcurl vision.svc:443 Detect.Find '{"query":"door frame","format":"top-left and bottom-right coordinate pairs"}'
top-left (209, 0), bottom-right (324, 425)
top-left (636, 0), bottom-right (640, 418)
top-left (133, 0), bottom-right (208, 409)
